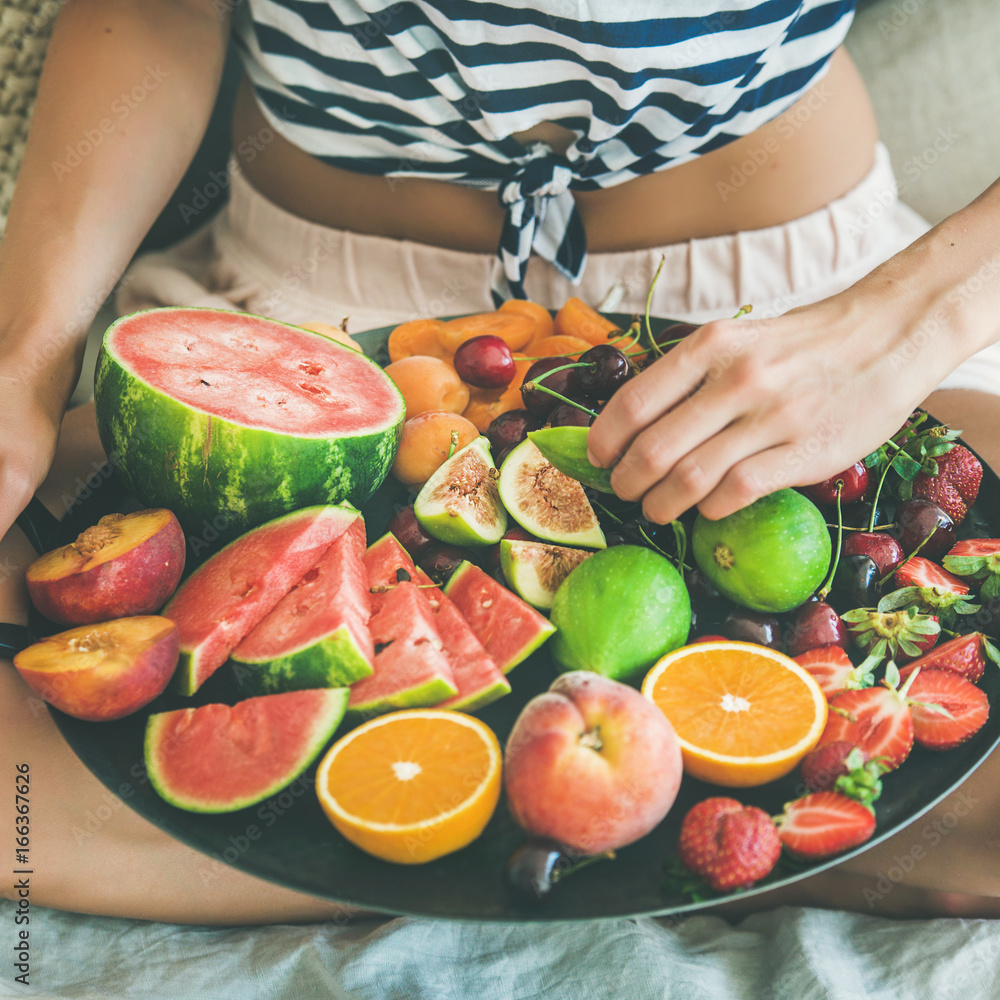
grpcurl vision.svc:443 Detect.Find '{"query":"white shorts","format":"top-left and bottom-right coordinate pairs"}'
top-left (116, 142), bottom-right (1000, 395)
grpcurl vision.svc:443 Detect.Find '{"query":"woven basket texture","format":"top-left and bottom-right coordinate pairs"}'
top-left (0, 0), bottom-right (59, 235)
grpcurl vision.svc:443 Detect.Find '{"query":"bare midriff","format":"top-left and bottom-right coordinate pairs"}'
top-left (231, 47), bottom-right (879, 255)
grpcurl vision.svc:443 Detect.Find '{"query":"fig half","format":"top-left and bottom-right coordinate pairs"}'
top-left (500, 539), bottom-right (594, 609)
top-left (497, 439), bottom-right (606, 549)
top-left (414, 436), bottom-right (507, 546)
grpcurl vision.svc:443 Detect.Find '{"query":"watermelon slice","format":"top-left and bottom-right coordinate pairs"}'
top-left (364, 533), bottom-right (510, 711)
top-left (94, 307), bottom-right (405, 532)
top-left (230, 518), bottom-right (374, 695)
top-left (145, 687), bottom-right (348, 813)
top-left (444, 560), bottom-right (556, 673)
top-left (347, 582), bottom-right (457, 715)
top-left (163, 505), bottom-right (359, 695)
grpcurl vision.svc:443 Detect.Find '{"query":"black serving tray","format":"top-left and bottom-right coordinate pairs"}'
top-left (25, 318), bottom-right (1000, 921)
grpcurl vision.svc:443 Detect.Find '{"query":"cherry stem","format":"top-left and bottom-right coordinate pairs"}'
top-left (446, 430), bottom-right (459, 461)
top-left (879, 531), bottom-right (934, 586)
top-left (868, 451), bottom-right (900, 533)
top-left (645, 256), bottom-right (667, 357)
top-left (521, 381), bottom-right (599, 419)
top-left (552, 850), bottom-right (617, 884)
top-left (732, 304), bottom-right (753, 319)
top-left (817, 480), bottom-right (844, 599)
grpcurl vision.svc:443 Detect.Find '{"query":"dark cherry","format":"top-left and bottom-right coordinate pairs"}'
top-left (548, 401), bottom-right (592, 428)
top-left (841, 530), bottom-right (905, 578)
top-left (783, 601), bottom-right (849, 657)
top-left (895, 498), bottom-right (957, 558)
top-left (604, 530), bottom-right (629, 547)
top-left (417, 542), bottom-right (467, 585)
top-left (386, 504), bottom-right (435, 559)
top-left (494, 444), bottom-right (515, 469)
top-left (573, 344), bottom-right (632, 400)
top-left (685, 566), bottom-right (724, 604)
top-left (652, 321), bottom-right (699, 351)
top-left (521, 357), bottom-right (579, 418)
top-left (722, 609), bottom-right (783, 650)
top-left (486, 409), bottom-right (541, 454)
top-left (800, 462), bottom-right (871, 507)
top-left (843, 497), bottom-right (895, 531)
top-left (453, 334), bottom-right (515, 389)
top-left (504, 838), bottom-right (571, 901)
top-left (828, 554), bottom-right (880, 612)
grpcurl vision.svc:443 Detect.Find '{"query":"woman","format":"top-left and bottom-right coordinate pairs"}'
top-left (2, 0), bottom-right (1000, 922)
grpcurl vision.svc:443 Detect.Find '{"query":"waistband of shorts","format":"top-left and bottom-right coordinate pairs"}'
top-left (218, 141), bottom-right (913, 325)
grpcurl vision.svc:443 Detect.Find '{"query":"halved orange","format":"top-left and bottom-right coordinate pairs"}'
top-left (315, 710), bottom-right (502, 864)
top-left (641, 641), bottom-right (828, 787)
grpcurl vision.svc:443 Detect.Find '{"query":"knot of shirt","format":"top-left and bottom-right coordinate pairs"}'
top-left (491, 142), bottom-right (587, 306)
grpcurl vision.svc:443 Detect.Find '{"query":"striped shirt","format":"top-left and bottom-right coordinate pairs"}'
top-left (233, 1), bottom-right (856, 302)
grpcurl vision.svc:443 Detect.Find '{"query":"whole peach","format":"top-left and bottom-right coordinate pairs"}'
top-left (503, 671), bottom-right (683, 854)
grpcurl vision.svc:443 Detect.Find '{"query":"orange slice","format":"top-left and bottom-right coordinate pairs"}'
top-left (641, 641), bottom-right (828, 787)
top-left (315, 709), bottom-right (502, 864)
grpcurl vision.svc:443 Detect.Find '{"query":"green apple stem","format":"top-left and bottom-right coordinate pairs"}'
top-left (520, 381), bottom-right (599, 419)
top-left (817, 480), bottom-right (844, 599)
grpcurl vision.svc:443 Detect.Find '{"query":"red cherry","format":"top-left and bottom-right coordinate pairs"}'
top-left (841, 531), bottom-right (905, 578)
top-left (800, 463), bottom-right (870, 506)
top-left (453, 335), bottom-right (515, 389)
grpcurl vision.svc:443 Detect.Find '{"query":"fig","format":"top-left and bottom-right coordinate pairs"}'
top-left (414, 436), bottom-right (507, 546)
top-left (527, 425), bottom-right (614, 493)
top-left (500, 538), bottom-right (594, 609)
top-left (497, 439), bottom-right (606, 549)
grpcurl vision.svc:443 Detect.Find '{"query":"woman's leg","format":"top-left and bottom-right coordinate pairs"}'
top-left (0, 405), bottom-right (375, 925)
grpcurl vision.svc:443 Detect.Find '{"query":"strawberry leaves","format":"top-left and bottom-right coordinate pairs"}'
top-left (841, 605), bottom-right (940, 661)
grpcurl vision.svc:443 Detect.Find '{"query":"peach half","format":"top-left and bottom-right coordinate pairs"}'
top-left (26, 509), bottom-right (186, 625)
top-left (13, 616), bottom-right (180, 721)
top-left (503, 671), bottom-right (684, 855)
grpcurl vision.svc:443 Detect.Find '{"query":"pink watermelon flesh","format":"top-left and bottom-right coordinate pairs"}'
top-left (230, 518), bottom-right (374, 694)
top-left (145, 687), bottom-right (348, 813)
top-left (164, 505), bottom-right (359, 695)
top-left (443, 560), bottom-right (556, 673)
top-left (107, 309), bottom-right (399, 435)
top-left (347, 582), bottom-right (456, 715)
top-left (364, 533), bottom-right (510, 711)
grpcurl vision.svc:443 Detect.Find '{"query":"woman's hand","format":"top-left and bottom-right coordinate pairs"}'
top-left (587, 277), bottom-right (963, 525)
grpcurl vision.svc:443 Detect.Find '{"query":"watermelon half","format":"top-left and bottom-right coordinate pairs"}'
top-left (145, 688), bottom-right (348, 813)
top-left (231, 518), bottom-right (374, 695)
top-left (163, 504), bottom-right (359, 695)
top-left (94, 307), bottom-right (405, 532)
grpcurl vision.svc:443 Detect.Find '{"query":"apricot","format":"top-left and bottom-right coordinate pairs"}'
top-left (391, 411), bottom-right (480, 488)
top-left (384, 356), bottom-right (470, 418)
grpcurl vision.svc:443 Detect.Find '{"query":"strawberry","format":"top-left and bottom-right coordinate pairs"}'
top-left (677, 797), bottom-right (781, 892)
top-left (775, 791), bottom-right (877, 860)
top-left (798, 743), bottom-right (887, 808)
top-left (911, 443), bottom-right (982, 525)
top-left (793, 646), bottom-right (876, 700)
top-left (841, 605), bottom-right (939, 663)
top-left (904, 668), bottom-right (990, 750)
top-left (944, 538), bottom-right (1000, 601)
top-left (819, 683), bottom-right (915, 770)
top-left (898, 631), bottom-right (998, 684)
top-left (894, 556), bottom-right (969, 596)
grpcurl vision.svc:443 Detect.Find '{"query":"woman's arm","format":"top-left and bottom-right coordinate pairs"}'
top-left (0, 0), bottom-right (231, 536)
top-left (588, 177), bottom-right (1000, 523)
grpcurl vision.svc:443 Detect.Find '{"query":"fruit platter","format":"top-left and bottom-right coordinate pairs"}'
top-left (13, 302), bottom-right (1000, 921)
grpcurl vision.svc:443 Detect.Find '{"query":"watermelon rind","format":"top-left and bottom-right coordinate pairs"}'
top-left (231, 627), bottom-right (373, 696)
top-left (163, 504), bottom-right (360, 696)
top-left (444, 560), bottom-right (556, 673)
top-left (94, 307), bottom-right (405, 533)
top-left (144, 687), bottom-right (349, 813)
